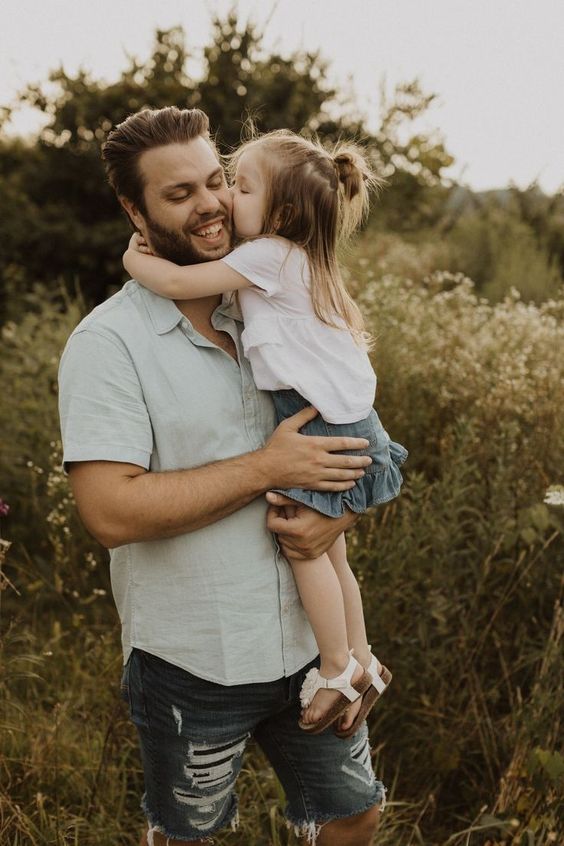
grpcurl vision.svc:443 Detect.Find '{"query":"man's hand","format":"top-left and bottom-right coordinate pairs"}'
top-left (260, 407), bottom-right (372, 492)
top-left (265, 492), bottom-right (359, 560)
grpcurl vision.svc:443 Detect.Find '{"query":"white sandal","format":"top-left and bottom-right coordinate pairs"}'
top-left (334, 646), bottom-right (392, 739)
top-left (298, 651), bottom-right (371, 734)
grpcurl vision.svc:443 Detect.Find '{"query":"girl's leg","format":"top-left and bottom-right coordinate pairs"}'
top-left (288, 551), bottom-right (364, 725)
top-left (327, 532), bottom-right (385, 731)
top-left (326, 533), bottom-right (371, 668)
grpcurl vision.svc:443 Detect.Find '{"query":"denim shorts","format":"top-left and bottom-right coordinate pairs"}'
top-left (121, 649), bottom-right (386, 842)
top-left (270, 389), bottom-right (408, 518)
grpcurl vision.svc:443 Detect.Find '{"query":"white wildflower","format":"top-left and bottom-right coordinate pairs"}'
top-left (544, 486), bottom-right (564, 507)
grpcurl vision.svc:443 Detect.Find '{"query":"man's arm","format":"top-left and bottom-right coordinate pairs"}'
top-left (69, 406), bottom-right (371, 548)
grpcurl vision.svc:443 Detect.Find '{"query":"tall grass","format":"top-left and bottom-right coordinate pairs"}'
top-left (1, 253), bottom-right (562, 844)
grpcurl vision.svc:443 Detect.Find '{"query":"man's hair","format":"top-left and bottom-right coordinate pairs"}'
top-left (101, 107), bottom-right (212, 213)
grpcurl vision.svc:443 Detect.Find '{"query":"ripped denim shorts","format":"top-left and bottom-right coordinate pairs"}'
top-left (121, 649), bottom-right (386, 843)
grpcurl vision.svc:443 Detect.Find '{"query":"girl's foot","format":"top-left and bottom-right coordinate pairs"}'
top-left (334, 649), bottom-right (393, 739)
top-left (336, 654), bottom-right (384, 733)
top-left (299, 653), bottom-right (370, 732)
top-left (302, 678), bottom-right (364, 727)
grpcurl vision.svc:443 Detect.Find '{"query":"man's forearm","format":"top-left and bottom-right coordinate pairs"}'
top-left (72, 450), bottom-right (272, 548)
top-left (70, 406), bottom-right (373, 549)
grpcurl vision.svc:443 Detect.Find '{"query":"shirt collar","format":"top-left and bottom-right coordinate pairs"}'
top-left (136, 283), bottom-right (184, 335)
top-left (217, 291), bottom-right (243, 323)
top-left (135, 282), bottom-right (243, 335)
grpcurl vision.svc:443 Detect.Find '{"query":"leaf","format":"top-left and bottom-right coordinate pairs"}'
top-left (520, 527), bottom-right (537, 546)
top-left (533, 748), bottom-right (564, 782)
top-left (478, 813), bottom-right (512, 832)
top-left (529, 504), bottom-right (550, 532)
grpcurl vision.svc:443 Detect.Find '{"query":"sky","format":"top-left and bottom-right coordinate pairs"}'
top-left (1, 0), bottom-right (563, 193)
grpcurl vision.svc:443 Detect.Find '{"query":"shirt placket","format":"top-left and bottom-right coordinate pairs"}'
top-left (213, 311), bottom-right (266, 451)
top-left (234, 346), bottom-right (299, 671)
top-left (180, 309), bottom-right (300, 676)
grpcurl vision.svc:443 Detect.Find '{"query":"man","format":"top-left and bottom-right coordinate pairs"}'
top-left (59, 106), bottom-right (385, 845)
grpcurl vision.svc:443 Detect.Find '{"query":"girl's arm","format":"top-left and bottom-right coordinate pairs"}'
top-left (123, 233), bottom-right (252, 299)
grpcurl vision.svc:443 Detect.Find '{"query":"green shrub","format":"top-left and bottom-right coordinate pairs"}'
top-left (444, 209), bottom-right (562, 303)
top-left (1, 261), bottom-right (562, 844)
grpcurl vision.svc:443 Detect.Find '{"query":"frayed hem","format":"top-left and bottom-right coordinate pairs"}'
top-left (285, 788), bottom-right (387, 844)
top-left (142, 797), bottom-right (239, 844)
top-left (286, 819), bottom-right (321, 845)
top-left (230, 809), bottom-right (240, 831)
top-left (146, 825), bottom-right (214, 845)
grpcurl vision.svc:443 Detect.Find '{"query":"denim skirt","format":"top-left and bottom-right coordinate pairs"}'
top-left (270, 388), bottom-right (408, 518)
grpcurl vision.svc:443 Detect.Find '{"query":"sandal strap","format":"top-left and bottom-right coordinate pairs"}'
top-left (367, 652), bottom-right (388, 694)
top-left (299, 652), bottom-right (362, 708)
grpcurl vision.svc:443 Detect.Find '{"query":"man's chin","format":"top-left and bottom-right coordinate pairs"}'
top-left (143, 212), bottom-right (233, 266)
top-left (189, 232), bottom-right (232, 262)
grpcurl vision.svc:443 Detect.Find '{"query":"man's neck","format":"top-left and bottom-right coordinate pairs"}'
top-left (174, 294), bottom-right (222, 331)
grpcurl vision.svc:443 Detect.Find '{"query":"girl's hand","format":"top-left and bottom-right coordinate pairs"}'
top-left (128, 231), bottom-right (153, 255)
top-left (123, 232), bottom-right (156, 278)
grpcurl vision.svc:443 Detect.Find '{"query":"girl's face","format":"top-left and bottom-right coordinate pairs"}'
top-left (231, 149), bottom-right (267, 238)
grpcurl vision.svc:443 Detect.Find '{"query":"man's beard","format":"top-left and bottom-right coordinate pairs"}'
top-left (144, 212), bottom-right (231, 266)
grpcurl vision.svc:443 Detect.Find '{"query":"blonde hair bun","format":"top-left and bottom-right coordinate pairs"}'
top-left (333, 150), bottom-right (364, 200)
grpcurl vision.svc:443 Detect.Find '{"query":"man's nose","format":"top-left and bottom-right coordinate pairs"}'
top-left (195, 188), bottom-right (221, 215)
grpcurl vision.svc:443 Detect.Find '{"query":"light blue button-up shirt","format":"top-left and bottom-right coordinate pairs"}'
top-left (58, 281), bottom-right (317, 684)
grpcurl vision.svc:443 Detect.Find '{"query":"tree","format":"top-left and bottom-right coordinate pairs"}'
top-left (0, 14), bottom-right (455, 315)
top-left (193, 12), bottom-right (343, 149)
top-left (0, 19), bottom-right (349, 314)
top-left (366, 80), bottom-right (455, 231)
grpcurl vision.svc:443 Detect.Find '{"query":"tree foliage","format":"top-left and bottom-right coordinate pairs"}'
top-left (0, 14), bottom-right (456, 315)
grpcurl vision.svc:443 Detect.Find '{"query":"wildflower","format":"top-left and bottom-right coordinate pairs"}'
top-left (544, 486), bottom-right (564, 507)
top-left (0, 499), bottom-right (9, 517)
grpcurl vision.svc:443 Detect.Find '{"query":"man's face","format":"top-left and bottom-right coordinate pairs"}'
top-left (126, 138), bottom-right (233, 264)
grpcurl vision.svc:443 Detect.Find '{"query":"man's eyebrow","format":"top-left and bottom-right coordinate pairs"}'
top-left (161, 168), bottom-right (224, 195)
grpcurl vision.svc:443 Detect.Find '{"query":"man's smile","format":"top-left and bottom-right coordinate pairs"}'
top-left (191, 217), bottom-right (226, 244)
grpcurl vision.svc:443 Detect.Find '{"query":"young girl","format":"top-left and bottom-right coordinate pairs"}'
top-left (123, 129), bottom-right (407, 737)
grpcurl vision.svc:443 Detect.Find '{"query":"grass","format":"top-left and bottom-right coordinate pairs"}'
top-left (1, 238), bottom-right (563, 844)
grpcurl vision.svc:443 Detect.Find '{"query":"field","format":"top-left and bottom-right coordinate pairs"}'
top-left (1, 231), bottom-right (563, 845)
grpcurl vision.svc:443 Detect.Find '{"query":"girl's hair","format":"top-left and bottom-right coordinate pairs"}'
top-left (228, 129), bottom-right (384, 346)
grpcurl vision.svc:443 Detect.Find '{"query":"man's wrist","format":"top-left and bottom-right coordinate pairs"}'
top-left (246, 444), bottom-right (277, 493)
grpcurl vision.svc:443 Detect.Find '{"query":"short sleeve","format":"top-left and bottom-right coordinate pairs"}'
top-left (221, 237), bottom-right (292, 297)
top-left (58, 329), bottom-right (153, 471)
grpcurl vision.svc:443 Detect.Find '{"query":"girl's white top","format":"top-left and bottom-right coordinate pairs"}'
top-left (222, 236), bottom-right (376, 424)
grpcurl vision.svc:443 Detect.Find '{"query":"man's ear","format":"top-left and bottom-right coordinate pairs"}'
top-left (119, 196), bottom-right (145, 232)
